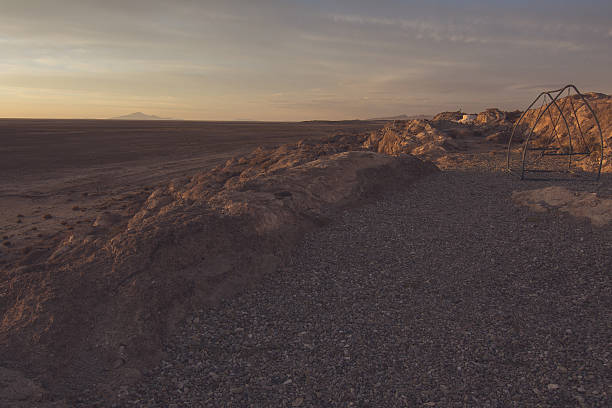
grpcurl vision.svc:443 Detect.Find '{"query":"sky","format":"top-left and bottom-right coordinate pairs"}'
top-left (0, 0), bottom-right (611, 121)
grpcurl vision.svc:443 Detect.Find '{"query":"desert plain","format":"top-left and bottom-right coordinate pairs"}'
top-left (1, 95), bottom-right (611, 407)
top-left (0, 119), bottom-right (384, 266)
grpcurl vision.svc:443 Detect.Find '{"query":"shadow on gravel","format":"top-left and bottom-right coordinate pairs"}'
top-left (106, 166), bottom-right (611, 407)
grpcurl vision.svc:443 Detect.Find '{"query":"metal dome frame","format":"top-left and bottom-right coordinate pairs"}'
top-left (506, 84), bottom-right (604, 181)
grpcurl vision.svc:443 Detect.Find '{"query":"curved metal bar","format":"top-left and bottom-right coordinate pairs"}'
top-left (509, 84), bottom-right (605, 181)
top-left (546, 93), bottom-right (574, 170)
top-left (517, 98), bottom-right (548, 171)
top-left (507, 85), bottom-right (574, 172)
top-left (543, 93), bottom-right (569, 149)
top-left (520, 88), bottom-right (567, 179)
top-left (507, 91), bottom-right (549, 172)
top-left (564, 86), bottom-right (605, 180)
top-left (529, 98), bottom-right (558, 166)
top-left (531, 96), bottom-right (570, 167)
top-left (567, 91), bottom-right (589, 154)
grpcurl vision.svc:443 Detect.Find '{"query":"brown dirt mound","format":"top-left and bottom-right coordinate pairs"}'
top-left (0, 135), bottom-right (437, 403)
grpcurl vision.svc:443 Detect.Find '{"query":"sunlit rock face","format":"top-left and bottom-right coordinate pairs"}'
top-left (364, 119), bottom-right (459, 161)
top-left (517, 93), bottom-right (612, 172)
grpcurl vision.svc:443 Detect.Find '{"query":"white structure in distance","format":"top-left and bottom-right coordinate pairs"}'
top-left (457, 114), bottom-right (477, 124)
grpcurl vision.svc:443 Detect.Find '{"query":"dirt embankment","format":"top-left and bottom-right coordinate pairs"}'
top-left (0, 132), bottom-right (437, 404)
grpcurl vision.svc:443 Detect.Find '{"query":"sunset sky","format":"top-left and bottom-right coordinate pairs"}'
top-left (1, 0), bottom-right (611, 121)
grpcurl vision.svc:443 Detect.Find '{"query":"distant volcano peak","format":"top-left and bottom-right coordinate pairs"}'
top-left (111, 112), bottom-right (174, 120)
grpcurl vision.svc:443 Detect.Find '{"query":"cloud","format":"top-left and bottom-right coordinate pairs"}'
top-left (0, 1), bottom-right (611, 120)
top-left (329, 12), bottom-right (605, 51)
top-left (505, 83), bottom-right (571, 92)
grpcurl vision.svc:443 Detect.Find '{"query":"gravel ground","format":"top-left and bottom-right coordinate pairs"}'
top-left (92, 162), bottom-right (611, 407)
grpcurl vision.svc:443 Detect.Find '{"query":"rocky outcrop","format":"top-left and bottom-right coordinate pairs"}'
top-left (432, 111), bottom-right (464, 122)
top-left (475, 108), bottom-right (509, 127)
top-left (363, 105), bottom-right (535, 163)
top-left (363, 120), bottom-right (460, 162)
top-left (0, 135), bottom-right (437, 399)
top-left (361, 93), bottom-right (612, 172)
top-left (517, 92), bottom-right (612, 172)
top-left (362, 110), bottom-right (520, 163)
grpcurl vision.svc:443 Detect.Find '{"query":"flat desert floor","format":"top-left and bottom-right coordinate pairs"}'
top-left (0, 119), bottom-right (383, 263)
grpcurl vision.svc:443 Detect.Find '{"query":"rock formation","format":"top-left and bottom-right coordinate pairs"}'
top-left (432, 110), bottom-right (464, 122)
top-left (363, 119), bottom-right (460, 161)
top-left (516, 92), bottom-right (612, 172)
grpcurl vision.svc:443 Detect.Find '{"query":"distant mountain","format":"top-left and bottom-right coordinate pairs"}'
top-left (110, 112), bottom-right (175, 120)
top-left (368, 114), bottom-right (433, 121)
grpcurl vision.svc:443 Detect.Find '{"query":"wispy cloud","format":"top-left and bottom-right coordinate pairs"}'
top-left (329, 13), bottom-right (601, 51)
top-left (0, 1), bottom-right (611, 120)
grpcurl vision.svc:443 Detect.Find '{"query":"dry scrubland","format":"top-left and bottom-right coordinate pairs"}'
top-left (0, 94), bottom-right (611, 406)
